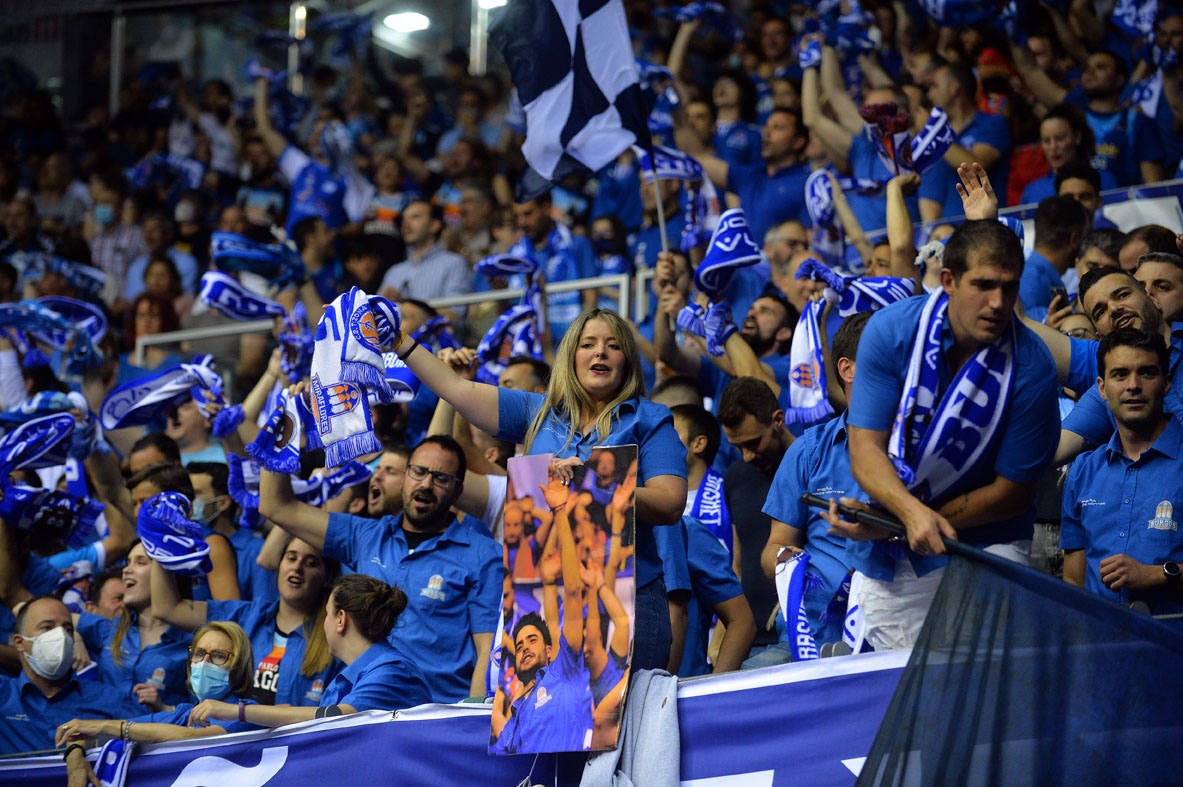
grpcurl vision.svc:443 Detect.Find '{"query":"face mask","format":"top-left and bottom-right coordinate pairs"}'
top-left (174, 201), bottom-right (196, 224)
top-left (23, 625), bottom-right (74, 681)
top-left (93, 203), bottom-right (115, 227)
top-left (190, 660), bottom-right (232, 701)
top-left (592, 237), bottom-right (616, 256)
top-left (190, 497), bottom-right (220, 526)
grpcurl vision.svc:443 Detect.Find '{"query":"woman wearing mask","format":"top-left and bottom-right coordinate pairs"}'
top-left (395, 308), bottom-right (687, 670)
top-left (57, 621), bottom-right (261, 779)
top-left (187, 574), bottom-right (431, 726)
top-left (151, 536), bottom-right (340, 707)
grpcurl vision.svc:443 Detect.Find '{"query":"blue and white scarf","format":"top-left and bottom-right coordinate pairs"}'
top-left (775, 551), bottom-right (819, 662)
top-left (0, 484), bottom-right (104, 542)
top-left (0, 300), bottom-right (101, 372)
top-left (226, 454), bottom-right (263, 529)
top-left (1112, 0), bottom-right (1157, 37)
top-left (293, 461), bottom-right (373, 508)
top-left (33, 295), bottom-right (107, 355)
top-left (653, 3), bottom-right (740, 40)
top-left (14, 253), bottom-right (107, 301)
top-left (210, 232), bottom-right (305, 289)
top-left (787, 260), bottom-right (915, 424)
top-left (100, 358), bottom-right (223, 431)
top-left (94, 738), bottom-right (136, 787)
top-left (475, 253), bottom-right (540, 279)
top-left (137, 492), bottom-right (212, 577)
top-left (0, 411), bottom-right (76, 470)
top-left (200, 271), bottom-right (286, 321)
top-left (805, 169), bottom-right (847, 270)
top-left (693, 208), bottom-right (762, 298)
top-left (860, 104), bottom-right (954, 179)
top-left (279, 302), bottom-right (315, 382)
top-left (474, 303), bottom-right (545, 385)
top-left (189, 374), bottom-right (244, 441)
top-left (310, 290), bottom-right (395, 465)
top-left (690, 468), bottom-right (731, 556)
top-left (889, 290), bottom-right (1016, 502)
top-left (247, 386), bottom-right (308, 474)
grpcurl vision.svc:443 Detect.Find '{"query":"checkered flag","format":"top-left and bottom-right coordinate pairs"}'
top-left (491, 0), bottom-right (652, 200)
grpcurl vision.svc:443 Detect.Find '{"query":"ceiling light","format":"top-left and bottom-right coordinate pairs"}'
top-left (383, 12), bottom-right (430, 33)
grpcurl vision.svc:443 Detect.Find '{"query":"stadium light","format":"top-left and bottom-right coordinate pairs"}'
top-left (479, 0), bottom-right (507, 8)
top-left (383, 12), bottom-right (430, 33)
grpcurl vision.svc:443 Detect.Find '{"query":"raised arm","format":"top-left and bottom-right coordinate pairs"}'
top-left (258, 467), bottom-right (329, 551)
top-left (252, 76), bottom-right (289, 160)
top-left (801, 42), bottom-right (854, 159)
top-left (886, 173), bottom-right (921, 282)
top-left (396, 338), bottom-right (501, 436)
top-left (150, 561), bottom-right (208, 631)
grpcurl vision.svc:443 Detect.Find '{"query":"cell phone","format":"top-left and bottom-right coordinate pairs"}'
top-left (1049, 286), bottom-right (1068, 304)
top-left (801, 493), bottom-right (907, 539)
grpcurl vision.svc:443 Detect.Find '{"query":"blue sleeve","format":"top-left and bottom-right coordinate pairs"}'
top-left (992, 347), bottom-right (1061, 484)
top-left (468, 541), bottom-right (504, 635)
top-left (1062, 386), bottom-right (1115, 446)
top-left (637, 404), bottom-right (688, 482)
top-left (495, 388), bottom-right (544, 444)
top-left (847, 309), bottom-right (905, 431)
top-left (205, 600), bottom-right (250, 626)
top-left (685, 518), bottom-right (744, 606)
top-left (1058, 461), bottom-right (1088, 551)
top-left (1133, 113), bottom-right (1165, 164)
top-left (1019, 264), bottom-right (1054, 314)
top-left (657, 520), bottom-right (691, 594)
top-left (574, 236), bottom-right (596, 280)
top-left (45, 544), bottom-right (100, 572)
top-left (324, 513), bottom-right (362, 567)
top-left (76, 612), bottom-right (113, 655)
top-left (762, 430), bottom-right (814, 525)
top-left (1066, 337), bottom-right (1100, 397)
top-left (977, 114), bottom-right (1011, 154)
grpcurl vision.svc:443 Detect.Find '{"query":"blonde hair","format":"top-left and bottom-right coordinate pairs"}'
top-left (190, 621), bottom-right (255, 698)
top-left (523, 309), bottom-right (645, 453)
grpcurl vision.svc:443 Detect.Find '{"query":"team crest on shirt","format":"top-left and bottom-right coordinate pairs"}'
top-left (534, 686), bottom-right (552, 709)
top-left (305, 679), bottom-right (324, 703)
top-left (420, 574), bottom-right (446, 601)
top-left (1147, 500), bottom-right (1178, 531)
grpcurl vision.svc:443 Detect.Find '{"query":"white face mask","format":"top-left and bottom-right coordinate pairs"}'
top-left (23, 625), bottom-right (74, 681)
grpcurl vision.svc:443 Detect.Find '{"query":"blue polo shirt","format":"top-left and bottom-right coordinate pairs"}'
top-left (919, 112), bottom-right (1012, 218)
top-left (762, 412), bottom-right (855, 642)
top-left (1019, 249), bottom-right (1065, 318)
top-left (207, 599), bottom-right (336, 707)
top-left (1019, 169), bottom-right (1117, 205)
top-left (0, 673), bottom-right (138, 755)
top-left (77, 612), bottom-right (193, 709)
top-left (1061, 417), bottom-right (1183, 614)
top-left (496, 388), bottom-right (688, 588)
top-left (1064, 324), bottom-right (1183, 445)
top-left (847, 133), bottom-right (918, 233)
top-left (675, 515), bottom-right (745, 677)
top-left (848, 295), bottom-right (1060, 563)
top-left (320, 641), bottom-right (431, 711)
top-left (727, 161), bottom-right (810, 246)
top-left (517, 227), bottom-right (596, 341)
top-left (490, 634), bottom-right (593, 754)
top-left (715, 122), bottom-right (763, 170)
top-left (324, 512), bottom-right (502, 703)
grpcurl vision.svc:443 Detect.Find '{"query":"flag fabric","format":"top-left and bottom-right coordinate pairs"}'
top-left (490, 0), bottom-right (652, 199)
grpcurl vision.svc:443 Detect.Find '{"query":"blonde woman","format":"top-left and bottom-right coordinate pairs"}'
top-left (395, 308), bottom-right (687, 669)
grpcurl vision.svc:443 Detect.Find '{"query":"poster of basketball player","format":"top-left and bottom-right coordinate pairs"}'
top-left (489, 445), bottom-right (638, 755)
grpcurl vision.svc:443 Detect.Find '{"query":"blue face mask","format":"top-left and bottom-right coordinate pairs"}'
top-left (93, 203), bottom-right (115, 227)
top-left (189, 660), bottom-right (232, 702)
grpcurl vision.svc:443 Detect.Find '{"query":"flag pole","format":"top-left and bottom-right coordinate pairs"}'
top-left (646, 154), bottom-right (670, 254)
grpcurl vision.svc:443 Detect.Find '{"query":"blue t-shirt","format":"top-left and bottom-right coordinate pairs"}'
top-left (1061, 417), bottom-right (1183, 615)
top-left (0, 674), bottom-right (139, 755)
top-left (323, 512), bottom-right (502, 703)
top-left (919, 111), bottom-right (1012, 219)
top-left (848, 295), bottom-right (1060, 565)
top-left (1019, 249), bottom-right (1066, 317)
top-left (320, 641), bottom-right (431, 711)
top-left (727, 161), bottom-right (810, 246)
top-left (206, 599), bottom-right (336, 707)
top-left (77, 612), bottom-right (193, 709)
top-left (761, 412), bottom-right (855, 644)
top-left (847, 133), bottom-right (918, 233)
top-left (1065, 89), bottom-right (1165, 186)
top-left (125, 249), bottom-right (199, 300)
top-left (714, 122), bottom-right (763, 170)
top-left (491, 634), bottom-right (593, 754)
top-left (495, 388), bottom-right (688, 589)
top-left (675, 515), bottom-right (744, 677)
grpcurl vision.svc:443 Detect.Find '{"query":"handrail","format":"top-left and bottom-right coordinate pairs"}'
top-left (132, 273), bottom-right (636, 365)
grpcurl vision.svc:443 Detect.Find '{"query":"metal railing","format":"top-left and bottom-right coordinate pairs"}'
top-left (132, 273), bottom-right (638, 365)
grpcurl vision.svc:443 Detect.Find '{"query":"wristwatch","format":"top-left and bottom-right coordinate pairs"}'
top-left (1163, 561), bottom-right (1181, 583)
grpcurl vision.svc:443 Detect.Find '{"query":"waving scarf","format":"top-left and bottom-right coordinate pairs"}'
top-left (137, 492), bottom-right (212, 577)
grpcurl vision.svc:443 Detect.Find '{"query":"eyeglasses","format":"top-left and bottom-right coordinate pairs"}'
top-left (406, 463), bottom-right (460, 489)
top-left (190, 648), bottom-right (232, 666)
top-left (1063, 328), bottom-right (1095, 339)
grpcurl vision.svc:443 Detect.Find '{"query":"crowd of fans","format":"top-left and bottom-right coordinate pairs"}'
top-left (2, 0), bottom-right (1183, 768)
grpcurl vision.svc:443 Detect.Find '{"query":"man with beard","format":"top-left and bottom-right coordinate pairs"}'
top-left (716, 377), bottom-right (795, 667)
top-left (259, 435), bottom-right (502, 703)
top-left (1061, 329), bottom-right (1183, 615)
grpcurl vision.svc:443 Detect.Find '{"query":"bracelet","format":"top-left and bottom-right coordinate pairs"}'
top-left (122, 720), bottom-right (133, 742)
top-left (63, 743), bottom-right (85, 762)
top-left (239, 700), bottom-right (247, 723)
top-left (549, 503), bottom-right (566, 514)
top-left (395, 337), bottom-right (420, 362)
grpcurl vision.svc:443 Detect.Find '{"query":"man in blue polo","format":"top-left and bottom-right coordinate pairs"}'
top-left (259, 435), bottom-right (502, 703)
top-left (512, 192), bottom-right (597, 343)
top-left (762, 312), bottom-right (870, 650)
top-left (1061, 329), bottom-right (1183, 614)
top-left (0, 597), bottom-right (137, 756)
top-left (839, 219), bottom-right (1060, 650)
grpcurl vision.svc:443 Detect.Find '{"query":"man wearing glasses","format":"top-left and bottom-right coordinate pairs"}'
top-left (258, 435), bottom-right (502, 704)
